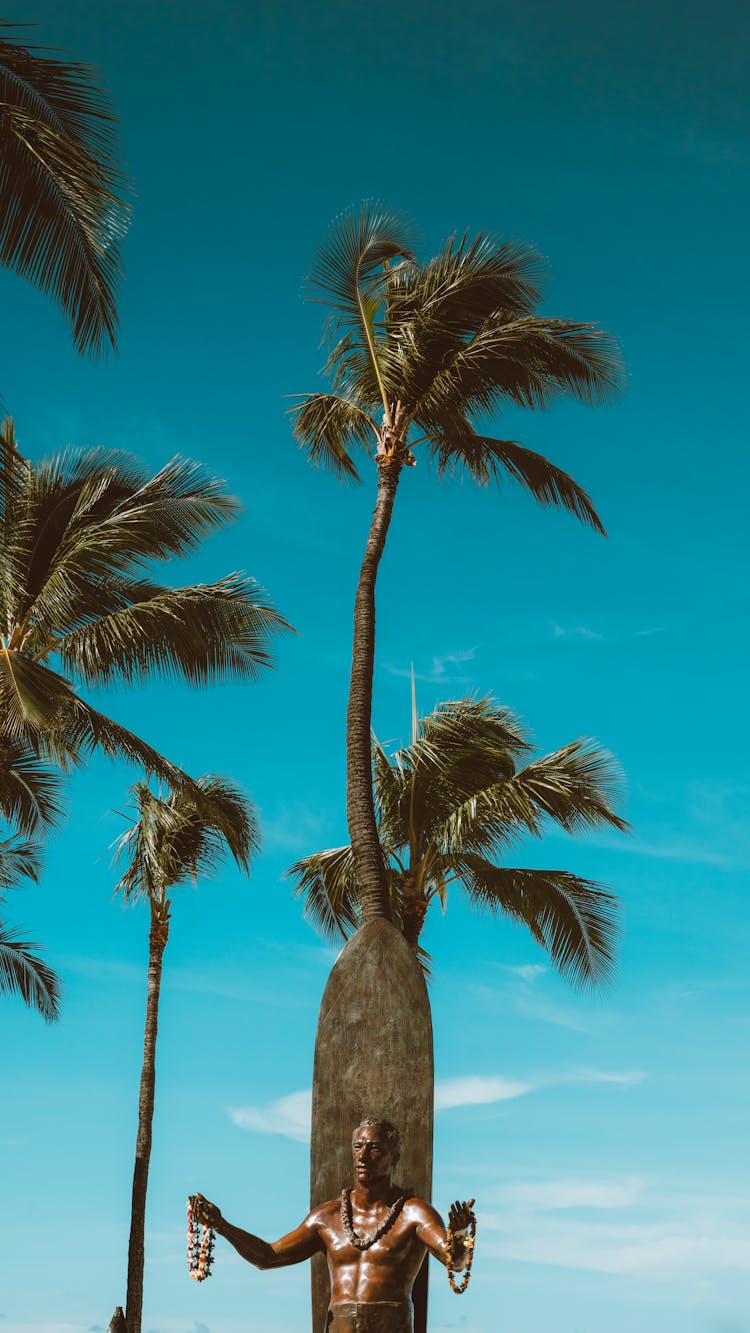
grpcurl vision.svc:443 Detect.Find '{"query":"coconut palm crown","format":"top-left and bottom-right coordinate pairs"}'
top-left (291, 204), bottom-right (624, 924)
top-left (0, 418), bottom-right (288, 792)
top-left (289, 696), bottom-right (629, 989)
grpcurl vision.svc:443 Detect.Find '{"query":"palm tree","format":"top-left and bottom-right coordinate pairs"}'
top-left (0, 21), bottom-right (130, 356)
top-left (113, 776), bottom-right (258, 1333)
top-left (289, 696), bottom-right (628, 987)
top-left (292, 204), bottom-right (624, 923)
top-left (0, 833), bottom-right (61, 1021)
top-left (0, 417), bottom-right (288, 789)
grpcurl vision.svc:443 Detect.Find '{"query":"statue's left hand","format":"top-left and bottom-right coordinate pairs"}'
top-left (448, 1199), bottom-right (475, 1235)
top-left (190, 1193), bottom-right (222, 1229)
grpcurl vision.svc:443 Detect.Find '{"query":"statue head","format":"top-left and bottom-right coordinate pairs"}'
top-left (351, 1119), bottom-right (401, 1187)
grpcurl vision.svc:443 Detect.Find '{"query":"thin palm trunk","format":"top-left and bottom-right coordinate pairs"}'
top-left (125, 902), bottom-right (169, 1333)
top-left (346, 458), bottom-right (402, 922)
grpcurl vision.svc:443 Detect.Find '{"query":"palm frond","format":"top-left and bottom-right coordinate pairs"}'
top-left (0, 833), bottom-right (42, 892)
top-left (0, 740), bottom-right (66, 835)
top-left (307, 202), bottom-right (416, 321)
top-left (454, 855), bottom-right (619, 989)
top-left (436, 738), bottom-right (627, 857)
top-left (0, 24), bottom-right (131, 356)
top-left (0, 648), bottom-right (77, 738)
top-left (286, 845), bottom-right (360, 942)
top-left (383, 697), bottom-right (529, 848)
top-left (60, 697), bottom-right (193, 787)
top-left (114, 775), bottom-right (258, 904)
top-left (415, 315), bottom-right (623, 423)
top-left (503, 741), bottom-right (630, 836)
top-left (0, 419), bottom-right (32, 625)
top-left (0, 920), bottom-right (61, 1020)
top-left (289, 393), bottom-right (377, 483)
top-left (427, 430), bottom-right (605, 533)
top-left (56, 575), bottom-right (289, 686)
top-left (20, 452), bottom-right (243, 639)
top-left (386, 231), bottom-right (544, 332)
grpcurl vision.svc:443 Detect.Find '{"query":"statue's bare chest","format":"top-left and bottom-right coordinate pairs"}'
top-left (323, 1208), bottom-right (419, 1269)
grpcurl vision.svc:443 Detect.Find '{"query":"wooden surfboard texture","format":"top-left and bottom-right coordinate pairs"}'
top-left (310, 919), bottom-right (434, 1333)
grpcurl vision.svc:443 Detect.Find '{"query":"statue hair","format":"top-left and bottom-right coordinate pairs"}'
top-left (354, 1117), bottom-right (402, 1162)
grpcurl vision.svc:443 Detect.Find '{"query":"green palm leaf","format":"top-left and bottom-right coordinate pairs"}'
top-left (386, 231), bottom-right (544, 330)
top-left (0, 23), bottom-right (130, 356)
top-left (0, 921), bottom-right (61, 1020)
top-left (287, 845), bottom-right (360, 941)
top-left (452, 855), bottom-right (619, 989)
top-left (307, 202), bottom-right (416, 322)
top-left (289, 393), bottom-right (377, 482)
top-left (0, 833), bottom-right (43, 890)
top-left (427, 431), bottom-right (605, 533)
top-left (57, 576), bottom-right (288, 685)
top-left (0, 832), bottom-right (60, 1022)
top-left (0, 740), bottom-right (66, 834)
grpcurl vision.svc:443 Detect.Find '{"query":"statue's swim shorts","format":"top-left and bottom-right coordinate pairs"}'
top-left (326, 1301), bottom-right (413, 1332)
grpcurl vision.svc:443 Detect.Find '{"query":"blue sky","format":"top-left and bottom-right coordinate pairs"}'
top-left (2, 2), bottom-right (749, 1331)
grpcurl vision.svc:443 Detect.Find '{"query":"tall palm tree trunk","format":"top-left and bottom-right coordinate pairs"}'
top-left (125, 903), bottom-right (169, 1333)
top-left (346, 458), bottom-right (402, 922)
top-left (312, 449), bottom-right (435, 1333)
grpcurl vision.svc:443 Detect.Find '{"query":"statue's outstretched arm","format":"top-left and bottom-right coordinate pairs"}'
top-left (190, 1194), bottom-right (322, 1269)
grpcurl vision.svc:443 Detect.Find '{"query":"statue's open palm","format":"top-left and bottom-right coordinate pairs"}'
top-left (447, 1199), bottom-right (475, 1234)
top-left (190, 1193), bottom-right (222, 1228)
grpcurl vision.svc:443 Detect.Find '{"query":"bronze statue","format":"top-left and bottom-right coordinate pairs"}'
top-left (191, 1118), bottom-right (475, 1331)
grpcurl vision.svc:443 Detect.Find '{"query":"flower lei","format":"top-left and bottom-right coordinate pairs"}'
top-left (187, 1198), bottom-right (215, 1281)
top-left (340, 1187), bottom-right (409, 1251)
top-left (445, 1208), bottom-right (477, 1294)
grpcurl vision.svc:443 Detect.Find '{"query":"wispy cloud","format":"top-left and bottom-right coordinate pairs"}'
top-left (553, 1068), bottom-right (645, 1089)
top-left (481, 1211), bottom-right (750, 1279)
top-left (498, 1177), bottom-right (645, 1210)
top-left (232, 1066), bottom-right (644, 1141)
top-left (385, 647), bottom-right (477, 685)
top-left (552, 622), bottom-right (603, 640)
top-left (437, 1067), bottom-right (644, 1112)
top-left (551, 622), bottom-right (666, 644)
top-left (435, 1075), bottom-right (531, 1109)
top-left (475, 977), bottom-right (597, 1034)
top-left (507, 963), bottom-right (547, 982)
top-left (229, 1089), bottom-right (312, 1142)
top-left (571, 831), bottom-right (739, 869)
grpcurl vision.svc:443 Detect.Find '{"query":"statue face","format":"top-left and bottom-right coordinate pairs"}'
top-left (351, 1124), bottom-right (396, 1187)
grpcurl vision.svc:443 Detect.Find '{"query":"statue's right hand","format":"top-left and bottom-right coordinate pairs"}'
top-left (190, 1193), bottom-right (222, 1228)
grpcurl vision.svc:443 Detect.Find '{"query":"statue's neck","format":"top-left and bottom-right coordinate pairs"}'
top-left (351, 1179), bottom-right (398, 1208)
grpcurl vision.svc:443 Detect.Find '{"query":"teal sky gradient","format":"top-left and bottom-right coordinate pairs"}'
top-left (2, 3), bottom-right (749, 1332)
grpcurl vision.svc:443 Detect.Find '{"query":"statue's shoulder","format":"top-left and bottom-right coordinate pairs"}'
top-left (402, 1193), bottom-right (442, 1225)
top-left (308, 1196), bottom-right (341, 1228)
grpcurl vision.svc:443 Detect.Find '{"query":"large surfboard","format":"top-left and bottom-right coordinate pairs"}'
top-left (310, 919), bottom-right (434, 1333)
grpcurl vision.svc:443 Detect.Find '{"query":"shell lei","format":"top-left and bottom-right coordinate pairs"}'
top-left (445, 1211), bottom-right (477, 1294)
top-left (187, 1199), bottom-right (215, 1281)
top-left (340, 1188), bottom-right (409, 1251)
